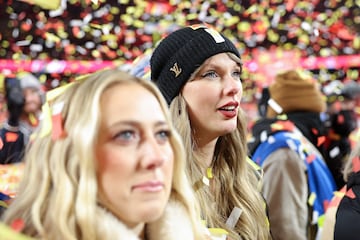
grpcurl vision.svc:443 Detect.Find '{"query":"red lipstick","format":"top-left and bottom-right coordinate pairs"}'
top-left (218, 101), bottom-right (239, 118)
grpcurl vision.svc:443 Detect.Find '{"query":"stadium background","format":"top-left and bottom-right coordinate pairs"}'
top-left (0, 0), bottom-right (359, 121)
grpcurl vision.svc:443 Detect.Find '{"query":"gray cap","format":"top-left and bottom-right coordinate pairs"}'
top-left (18, 73), bottom-right (41, 91)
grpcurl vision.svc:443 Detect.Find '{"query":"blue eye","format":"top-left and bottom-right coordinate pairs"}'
top-left (156, 130), bottom-right (171, 143)
top-left (202, 71), bottom-right (218, 79)
top-left (232, 70), bottom-right (242, 80)
top-left (115, 130), bottom-right (136, 142)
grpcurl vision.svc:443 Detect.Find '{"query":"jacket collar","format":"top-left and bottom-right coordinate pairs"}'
top-left (96, 200), bottom-right (196, 240)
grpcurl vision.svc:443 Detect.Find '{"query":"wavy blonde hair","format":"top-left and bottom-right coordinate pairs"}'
top-left (2, 69), bottom-right (204, 239)
top-left (170, 53), bottom-right (271, 240)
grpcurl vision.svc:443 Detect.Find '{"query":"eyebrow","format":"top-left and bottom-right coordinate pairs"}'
top-left (200, 62), bottom-right (242, 72)
top-left (109, 120), bottom-right (169, 128)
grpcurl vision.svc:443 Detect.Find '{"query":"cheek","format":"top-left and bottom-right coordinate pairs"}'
top-left (96, 147), bottom-right (131, 190)
top-left (183, 85), bottom-right (217, 112)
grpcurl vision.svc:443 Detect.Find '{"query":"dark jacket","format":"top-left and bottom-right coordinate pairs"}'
top-left (0, 118), bottom-right (38, 164)
top-left (334, 171), bottom-right (360, 240)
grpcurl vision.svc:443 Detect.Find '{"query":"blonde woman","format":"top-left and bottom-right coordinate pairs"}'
top-left (1, 69), bottom-right (207, 240)
top-left (150, 25), bottom-right (271, 240)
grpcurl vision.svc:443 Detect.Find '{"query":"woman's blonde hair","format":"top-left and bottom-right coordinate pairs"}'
top-left (170, 53), bottom-right (271, 240)
top-left (2, 69), bottom-right (204, 239)
top-left (343, 140), bottom-right (360, 182)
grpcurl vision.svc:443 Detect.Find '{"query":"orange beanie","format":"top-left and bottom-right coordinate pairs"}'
top-left (266, 70), bottom-right (326, 118)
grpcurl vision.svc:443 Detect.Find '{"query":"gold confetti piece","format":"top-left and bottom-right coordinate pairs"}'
top-left (208, 228), bottom-right (228, 235)
top-left (333, 190), bottom-right (345, 198)
top-left (101, 34), bottom-right (117, 41)
top-left (206, 168), bottom-right (213, 179)
top-left (21, 0), bottom-right (62, 10)
top-left (126, 6), bottom-right (136, 14)
top-left (308, 192), bottom-right (316, 206)
top-left (45, 32), bottom-right (61, 43)
top-left (91, 49), bottom-right (101, 58)
top-left (121, 15), bottom-right (133, 25)
top-left (89, 23), bottom-right (103, 29)
top-left (110, 6), bottom-right (120, 15)
top-left (238, 22), bottom-right (251, 32)
top-left (354, 36), bottom-right (360, 49)
top-left (267, 30), bottom-right (279, 42)
top-left (224, 16), bottom-right (240, 27)
top-left (186, 13), bottom-right (198, 20)
top-left (133, 20), bottom-right (144, 28)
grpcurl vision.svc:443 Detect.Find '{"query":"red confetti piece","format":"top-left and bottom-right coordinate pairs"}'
top-left (51, 112), bottom-right (67, 140)
top-left (10, 219), bottom-right (25, 232)
top-left (317, 135), bottom-right (326, 147)
top-left (346, 188), bottom-right (356, 199)
top-left (5, 132), bottom-right (18, 142)
top-left (306, 154), bottom-right (316, 164)
top-left (352, 156), bottom-right (360, 173)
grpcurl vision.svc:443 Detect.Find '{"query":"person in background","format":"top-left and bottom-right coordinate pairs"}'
top-left (333, 137), bottom-right (360, 239)
top-left (150, 25), bottom-right (272, 240)
top-left (0, 73), bottom-right (44, 164)
top-left (320, 130), bottom-right (360, 240)
top-left (248, 69), bottom-right (336, 240)
top-left (1, 69), bottom-right (207, 240)
top-left (323, 80), bottom-right (360, 189)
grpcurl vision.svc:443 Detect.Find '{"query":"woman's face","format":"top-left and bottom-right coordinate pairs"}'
top-left (182, 53), bottom-right (243, 141)
top-left (96, 83), bottom-right (174, 228)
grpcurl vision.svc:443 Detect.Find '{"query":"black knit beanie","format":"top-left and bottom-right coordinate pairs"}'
top-left (150, 25), bottom-right (240, 105)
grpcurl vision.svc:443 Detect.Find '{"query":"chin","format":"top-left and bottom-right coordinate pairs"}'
top-left (220, 123), bottom-right (237, 134)
top-left (139, 204), bottom-right (166, 222)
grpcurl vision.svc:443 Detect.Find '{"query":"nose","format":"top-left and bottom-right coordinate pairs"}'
top-left (223, 75), bottom-right (242, 96)
top-left (140, 137), bottom-right (167, 170)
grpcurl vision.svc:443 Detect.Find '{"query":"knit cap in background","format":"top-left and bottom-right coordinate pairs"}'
top-left (267, 70), bottom-right (326, 118)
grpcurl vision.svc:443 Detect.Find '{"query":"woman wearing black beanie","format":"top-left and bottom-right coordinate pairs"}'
top-left (150, 25), bottom-right (272, 240)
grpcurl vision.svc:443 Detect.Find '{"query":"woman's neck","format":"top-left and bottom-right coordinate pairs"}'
top-left (195, 137), bottom-right (218, 167)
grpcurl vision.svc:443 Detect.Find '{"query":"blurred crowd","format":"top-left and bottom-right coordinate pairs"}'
top-left (1, 0), bottom-right (359, 60)
top-left (0, 0), bottom-right (359, 92)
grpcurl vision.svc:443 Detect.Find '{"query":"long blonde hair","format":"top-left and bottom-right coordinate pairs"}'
top-left (343, 140), bottom-right (360, 182)
top-left (170, 53), bottom-right (271, 240)
top-left (2, 69), bottom-right (204, 239)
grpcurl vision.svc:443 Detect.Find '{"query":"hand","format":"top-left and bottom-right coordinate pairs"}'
top-left (7, 87), bottom-right (25, 126)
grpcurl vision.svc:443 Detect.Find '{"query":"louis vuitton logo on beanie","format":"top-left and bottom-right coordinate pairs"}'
top-left (170, 63), bottom-right (182, 77)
